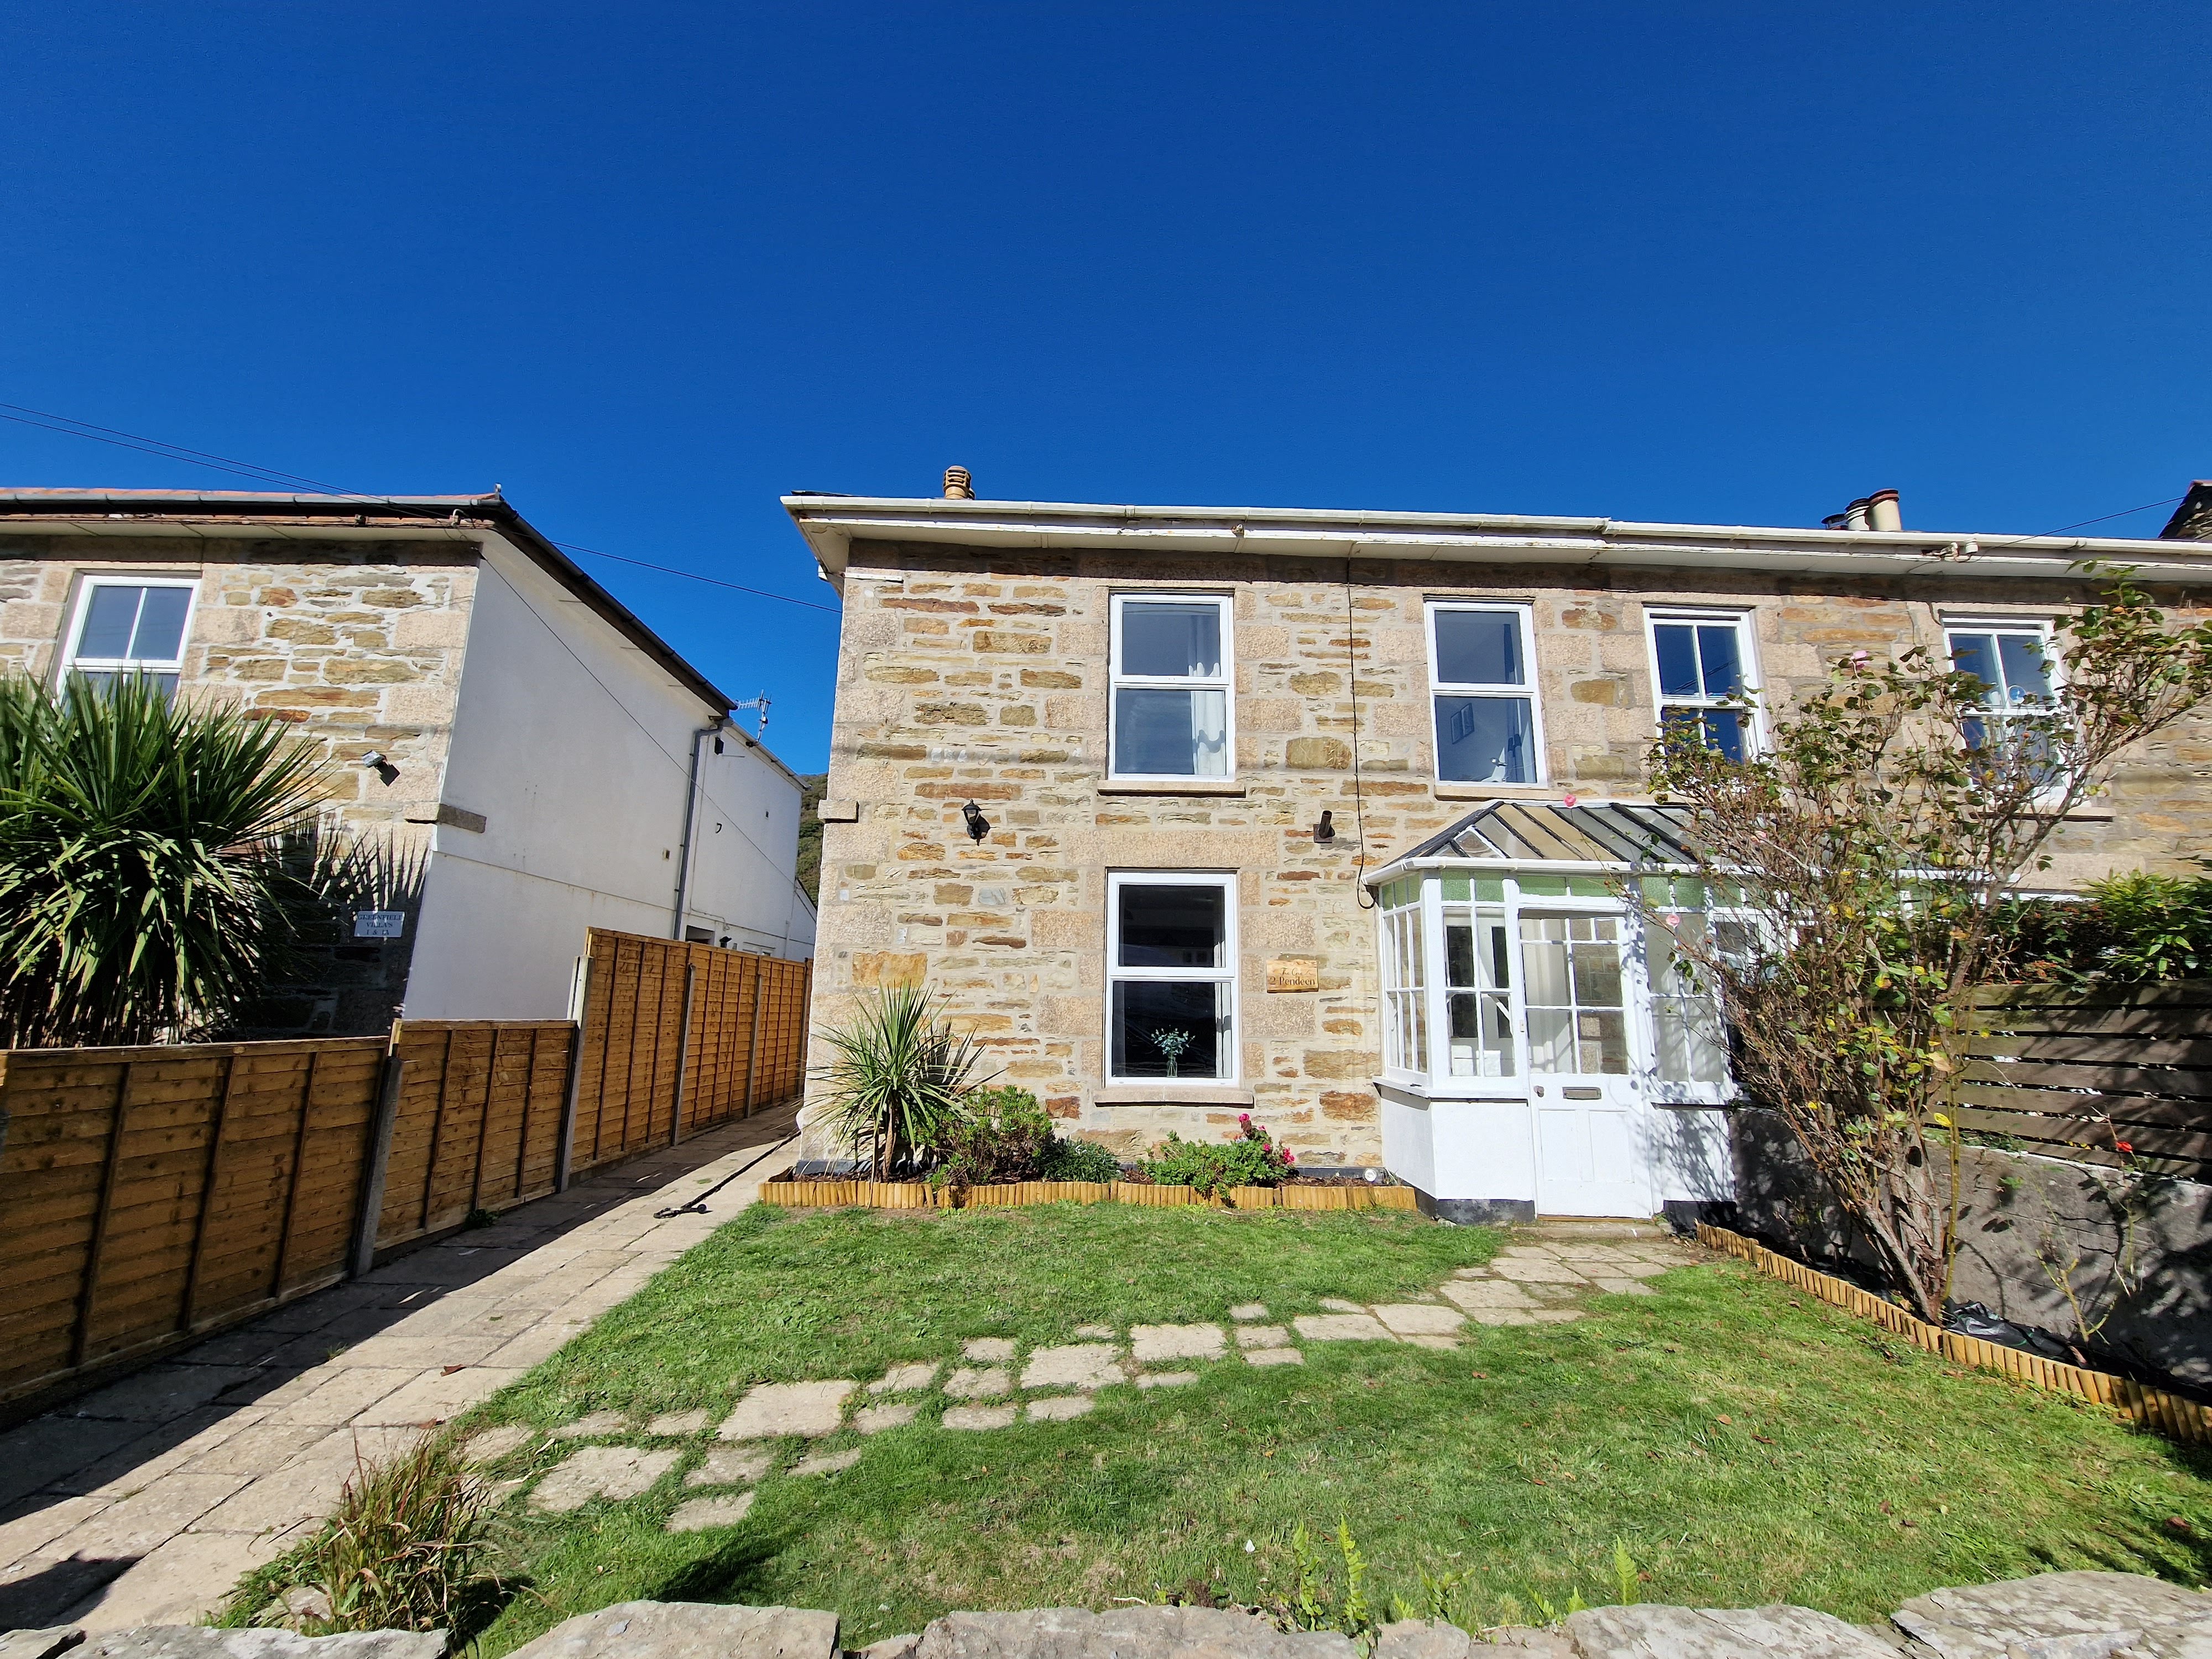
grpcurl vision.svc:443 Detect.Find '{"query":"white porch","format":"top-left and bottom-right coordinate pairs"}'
top-left (1366, 801), bottom-right (1737, 1224)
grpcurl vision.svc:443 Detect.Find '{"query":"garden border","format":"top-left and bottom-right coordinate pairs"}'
top-left (1695, 1222), bottom-right (2211, 1447)
top-left (757, 1177), bottom-right (1420, 1212)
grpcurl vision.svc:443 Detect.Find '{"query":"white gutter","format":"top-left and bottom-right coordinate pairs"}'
top-left (782, 495), bottom-right (2206, 585)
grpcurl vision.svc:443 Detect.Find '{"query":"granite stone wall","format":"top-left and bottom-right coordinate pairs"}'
top-left (803, 541), bottom-right (2212, 1168)
top-left (0, 535), bottom-right (479, 1034)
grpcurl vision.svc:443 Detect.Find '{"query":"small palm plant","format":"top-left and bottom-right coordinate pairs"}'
top-left (0, 673), bottom-right (333, 1046)
top-left (815, 983), bottom-right (988, 1176)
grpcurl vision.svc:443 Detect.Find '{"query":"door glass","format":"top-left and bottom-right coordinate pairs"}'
top-left (1443, 907), bottom-right (1514, 1076)
top-left (1520, 913), bottom-right (1629, 1074)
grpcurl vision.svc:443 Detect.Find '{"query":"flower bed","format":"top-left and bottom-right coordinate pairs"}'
top-left (758, 1176), bottom-right (1418, 1212)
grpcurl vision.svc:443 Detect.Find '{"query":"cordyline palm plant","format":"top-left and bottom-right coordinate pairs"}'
top-left (0, 673), bottom-right (335, 1046)
top-left (1646, 569), bottom-right (2212, 1322)
top-left (815, 983), bottom-right (989, 1176)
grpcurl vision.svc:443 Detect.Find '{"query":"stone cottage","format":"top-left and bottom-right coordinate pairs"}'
top-left (0, 487), bottom-right (815, 1033)
top-left (785, 474), bottom-right (2212, 1220)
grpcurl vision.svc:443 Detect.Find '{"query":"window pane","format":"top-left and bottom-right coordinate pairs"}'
top-left (1996, 634), bottom-right (2052, 705)
top-left (1527, 1008), bottom-right (1573, 1072)
top-left (1433, 611), bottom-right (1524, 686)
top-left (1950, 633), bottom-right (2003, 705)
top-left (1434, 695), bottom-right (1536, 782)
top-left (1695, 624), bottom-right (1743, 697)
top-left (1653, 624), bottom-right (1700, 698)
top-left (77, 587), bottom-right (142, 659)
top-left (1121, 601), bottom-right (1222, 679)
top-left (1112, 980), bottom-right (1227, 1078)
top-left (131, 587), bottom-right (191, 660)
top-left (1114, 687), bottom-right (1228, 775)
top-left (1118, 883), bottom-right (1227, 968)
top-left (1700, 708), bottom-right (1747, 761)
top-left (1569, 941), bottom-right (1624, 1009)
top-left (1576, 1010), bottom-right (1630, 1074)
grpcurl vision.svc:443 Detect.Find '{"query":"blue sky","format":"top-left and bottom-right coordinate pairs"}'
top-left (4, 3), bottom-right (2207, 773)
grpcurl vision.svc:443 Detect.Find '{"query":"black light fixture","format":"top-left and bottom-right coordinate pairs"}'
top-left (1313, 810), bottom-right (1335, 844)
top-left (961, 800), bottom-right (992, 842)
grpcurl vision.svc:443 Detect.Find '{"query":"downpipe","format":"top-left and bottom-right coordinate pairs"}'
top-left (671, 715), bottom-right (727, 938)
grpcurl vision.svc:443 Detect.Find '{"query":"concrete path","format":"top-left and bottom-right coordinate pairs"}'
top-left (0, 1107), bottom-right (801, 1635)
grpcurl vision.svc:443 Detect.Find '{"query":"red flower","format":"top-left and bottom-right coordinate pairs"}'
top-left (2115, 1140), bottom-right (2134, 1155)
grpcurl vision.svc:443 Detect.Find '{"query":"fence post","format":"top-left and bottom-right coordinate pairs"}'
top-left (670, 961), bottom-right (698, 1148)
top-left (69, 1061), bottom-right (135, 1369)
top-left (743, 959), bottom-right (766, 1116)
top-left (555, 1018), bottom-right (586, 1193)
top-left (351, 1036), bottom-right (408, 1278)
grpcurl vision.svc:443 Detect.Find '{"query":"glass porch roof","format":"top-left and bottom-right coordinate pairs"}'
top-left (1377, 800), bottom-right (1699, 873)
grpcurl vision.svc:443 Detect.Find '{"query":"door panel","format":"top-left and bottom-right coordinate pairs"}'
top-left (1521, 912), bottom-right (1653, 1217)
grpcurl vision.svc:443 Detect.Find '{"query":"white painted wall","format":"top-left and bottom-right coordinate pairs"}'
top-left (401, 536), bottom-right (815, 1020)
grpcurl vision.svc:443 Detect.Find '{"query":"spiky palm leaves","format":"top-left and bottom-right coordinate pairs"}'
top-left (815, 983), bottom-right (989, 1177)
top-left (0, 674), bottom-right (333, 1046)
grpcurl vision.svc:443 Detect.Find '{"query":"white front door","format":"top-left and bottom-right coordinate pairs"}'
top-left (1519, 910), bottom-right (1653, 1217)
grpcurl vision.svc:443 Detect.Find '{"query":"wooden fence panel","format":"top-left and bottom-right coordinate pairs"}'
top-left (0, 1037), bottom-right (388, 1407)
top-left (1966, 984), bottom-right (2212, 1181)
top-left (571, 930), bottom-right (811, 1173)
top-left (374, 1021), bottom-right (576, 1253)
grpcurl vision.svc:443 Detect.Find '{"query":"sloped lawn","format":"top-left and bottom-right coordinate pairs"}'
top-left (462, 1205), bottom-right (2212, 1655)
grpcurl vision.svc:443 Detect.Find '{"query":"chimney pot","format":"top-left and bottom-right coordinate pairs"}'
top-left (1866, 488), bottom-right (1902, 532)
top-left (1843, 498), bottom-right (1872, 532)
top-left (943, 466), bottom-right (974, 500)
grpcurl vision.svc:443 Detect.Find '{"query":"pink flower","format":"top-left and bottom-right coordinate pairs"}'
top-left (1239, 1113), bottom-right (1251, 1125)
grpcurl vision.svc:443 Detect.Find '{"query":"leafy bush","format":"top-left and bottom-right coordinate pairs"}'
top-left (1997, 870), bottom-right (2212, 984)
top-left (1140, 1114), bottom-right (1295, 1196)
top-left (815, 984), bottom-right (987, 1176)
top-left (0, 672), bottom-right (340, 1045)
top-left (938, 1084), bottom-right (1123, 1186)
top-left (216, 1436), bottom-right (507, 1637)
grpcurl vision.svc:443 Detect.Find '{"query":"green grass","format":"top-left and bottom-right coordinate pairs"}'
top-left (462, 1206), bottom-right (2212, 1655)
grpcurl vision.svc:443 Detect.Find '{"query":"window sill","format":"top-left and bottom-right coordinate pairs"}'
top-left (1094, 1083), bottom-right (1256, 1107)
top-left (1432, 782), bottom-right (1563, 802)
top-left (1098, 780), bottom-right (1248, 797)
top-left (1375, 1077), bottom-right (1530, 1103)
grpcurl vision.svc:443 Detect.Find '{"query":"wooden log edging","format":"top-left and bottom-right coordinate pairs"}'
top-left (1694, 1222), bottom-right (2212, 1447)
top-left (757, 1177), bottom-right (1422, 1213)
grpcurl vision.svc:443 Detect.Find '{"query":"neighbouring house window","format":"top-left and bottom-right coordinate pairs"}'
top-left (1946, 620), bottom-right (2057, 757)
top-left (1378, 876), bottom-right (1427, 1077)
top-left (1110, 593), bottom-right (1232, 779)
top-left (1648, 611), bottom-right (1756, 761)
top-left (1107, 872), bottom-right (1236, 1082)
top-left (1427, 603), bottom-right (1540, 784)
top-left (60, 577), bottom-right (195, 697)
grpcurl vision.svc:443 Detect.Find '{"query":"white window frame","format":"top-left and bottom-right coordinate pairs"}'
top-left (1425, 601), bottom-right (1545, 785)
top-left (1943, 615), bottom-right (2063, 743)
top-left (58, 575), bottom-right (199, 692)
top-left (1105, 869), bottom-right (1240, 1085)
top-left (1644, 608), bottom-right (1763, 759)
top-left (1107, 592), bottom-right (1235, 782)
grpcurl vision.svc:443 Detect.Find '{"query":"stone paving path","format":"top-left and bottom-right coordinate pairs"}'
top-left (0, 1108), bottom-right (802, 1636)
top-left (494, 1222), bottom-right (1698, 1534)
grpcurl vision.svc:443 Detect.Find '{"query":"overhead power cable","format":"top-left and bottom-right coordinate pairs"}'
top-left (0, 401), bottom-right (839, 614)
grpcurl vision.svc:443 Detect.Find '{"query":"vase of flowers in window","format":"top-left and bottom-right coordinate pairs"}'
top-left (1149, 1027), bottom-right (1192, 1078)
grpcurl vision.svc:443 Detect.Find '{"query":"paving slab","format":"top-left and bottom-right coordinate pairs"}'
top-left (1376, 1620), bottom-right (1473, 1659)
top-left (943, 1368), bottom-right (1011, 1400)
top-left (552, 1410), bottom-right (633, 1439)
top-left (357, 1366), bottom-right (521, 1426)
top-left (1592, 1279), bottom-right (1657, 1297)
top-left (854, 1403), bottom-right (921, 1436)
top-left (685, 1446), bottom-right (775, 1488)
top-left (1490, 1259), bottom-right (1591, 1284)
top-left (1318, 1298), bottom-right (1365, 1312)
top-left (667, 1492), bottom-right (758, 1532)
top-left (645, 1410), bottom-right (711, 1437)
top-left (1229, 1305), bottom-right (1269, 1321)
top-left (460, 1425), bottom-right (535, 1465)
top-left (1235, 1326), bottom-right (1290, 1350)
top-left (913, 1605), bottom-right (1353, 1659)
top-left (1020, 1344), bottom-right (1123, 1391)
top-left (529, 1446), bottom-right (680, 1513)
top-left (789, 1447), bottom-right (862, 1478)
top-left (1026, 1396), bottom-right (1095, 1422)
top-left (1701, 1605), bottom-right (1916, 1659)
top-left (1374, 1305), bottom-right (1465, 1337)
top-left (0, 1421), bottom-right (158, 1509)
top-left (1245, 1349), bottom-right (1305, 1366)
top-left (1138, 1373), bottom-right (1197, 1389)
top-left (961, 1338), bottom-right (1017, 1364)
top-left (1293, 1313), bottom-right (1394, 1342)
top-left (718, 1382), bottom-right (856, 1442)
top-left (1129, 1325), bottom-right (1225, 1363)
top-left (1893, 1572), bottom-right (2212, 1659)
top-left (870, 1364), bottom-right (938, 1395)
top-left (38, 1471), bottom-right (251, 1559)
top-left (942, 1405), bottom-right (1018, 1431)
top-left (69, 1528), bottom-right (286, 1633)
top-left (1438, 1279), bottom-right (1538, 1311)
top-left (502, 1599), bottom-right (837, 1659)
top-left (263, 1369), bottom-right (421, 1428)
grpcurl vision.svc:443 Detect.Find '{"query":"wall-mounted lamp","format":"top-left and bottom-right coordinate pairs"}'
top-left (961, 800), bottom-right (992, 843)
top-left (1313, 810), bottom-right (1335, 844)
top-left (358, 750), bottom-right (399, 786)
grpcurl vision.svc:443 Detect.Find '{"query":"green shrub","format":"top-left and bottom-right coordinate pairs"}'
top-left (1997, 870), bottom-right (2212, 984)
top-left (939, 1084), bottom-right (1124, 1186)
top-left (815, 984), bottom-right (986, 1176)
top-left (1140, 1114), bottom-right (1296, 1196)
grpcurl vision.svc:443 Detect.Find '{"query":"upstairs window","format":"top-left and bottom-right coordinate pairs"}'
top-left (1428, 603), bottom-right (1541, 784)
top-left (1649, 611), bottom-right (1755, 760)
top-left (1946, 621), bottom-right (2057, 754)
top-left (61, 578), bottom-right (195, 698)
top-left (1107, 872), bottom-right (1237, 1082)
top-left (1110, 594), bottom-right (1232, 779)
